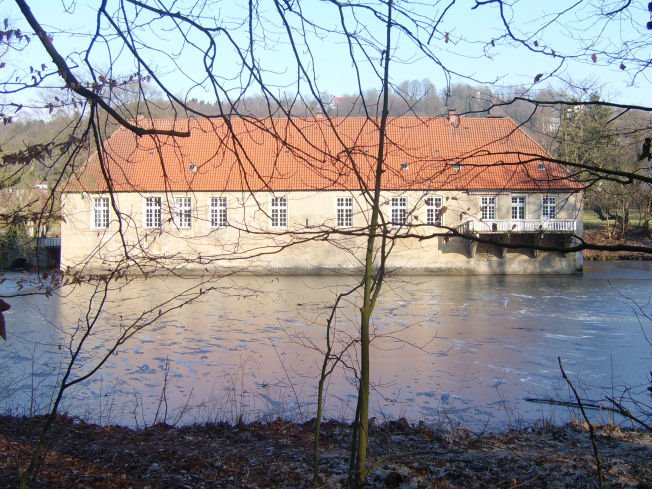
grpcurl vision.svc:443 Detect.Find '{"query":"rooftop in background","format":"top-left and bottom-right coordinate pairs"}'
top-left (65, 116), bottom-right (582, 194)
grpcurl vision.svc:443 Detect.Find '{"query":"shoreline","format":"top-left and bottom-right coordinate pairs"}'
top-left (1, 414), bottom-right (650, 488)
top-left (583, 228), bottom-right (652, 262)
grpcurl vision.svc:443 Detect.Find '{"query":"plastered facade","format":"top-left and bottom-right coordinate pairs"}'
top-left (61, 189), bottom-right (583, 275)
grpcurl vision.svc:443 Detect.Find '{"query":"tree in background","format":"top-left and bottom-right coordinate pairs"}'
top-left (555, 91), bottom-right (644, 236)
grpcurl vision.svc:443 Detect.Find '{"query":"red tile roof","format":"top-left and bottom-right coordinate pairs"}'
top-left (65, 116), bottom-right (582, 193)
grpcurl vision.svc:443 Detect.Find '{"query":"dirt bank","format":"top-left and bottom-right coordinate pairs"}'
top-left (583, 228), bottom-right (652, 261)
top-left (1, 415), bottom-right (651, 488)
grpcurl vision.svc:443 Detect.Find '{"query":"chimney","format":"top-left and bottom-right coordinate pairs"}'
top-left (448, 109), bottom-right (460, 128)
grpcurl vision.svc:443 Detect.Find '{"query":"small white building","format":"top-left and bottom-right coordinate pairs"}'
top-left (60, 116), bottom-right (583, 275)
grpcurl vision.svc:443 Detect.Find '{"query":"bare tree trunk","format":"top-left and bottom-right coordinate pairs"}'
top-left (349, 3), bottom-right (393, 486)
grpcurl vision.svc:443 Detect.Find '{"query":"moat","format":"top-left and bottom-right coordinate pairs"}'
top-left (1, 261), bottom-right (650, 430)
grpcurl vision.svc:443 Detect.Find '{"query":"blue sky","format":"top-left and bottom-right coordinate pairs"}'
top-left (2, 0), bottom-right (650, 110)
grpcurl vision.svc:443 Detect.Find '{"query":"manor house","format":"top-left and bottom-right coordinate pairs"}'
top-left (60, 115), bottom-right (583, 274)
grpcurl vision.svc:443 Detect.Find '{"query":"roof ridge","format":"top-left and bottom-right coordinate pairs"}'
top-left (123, 115), bottom-right (511, 124)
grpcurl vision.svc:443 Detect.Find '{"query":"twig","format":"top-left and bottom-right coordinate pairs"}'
top-left (154, 356), bottom-right (171, 425)
top-left (525, 397), bottom-right (652, 432)
top-left (173, 387), bottom-right (194, 427)
top-left (558, 357), bottom-right (604, 489)
top-left (525, 398), bottom-right (604, 410)
top-left (269, 338), bottom-right (304, 422)
top-left (604, 396), bottom-right (652, 432)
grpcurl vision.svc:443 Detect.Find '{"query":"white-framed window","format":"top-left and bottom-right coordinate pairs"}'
top-left (91, 197), bottom-right (110, 229)
top-left (481, 197), bottom-right (496, 220)
top-left (210, 197), bottom-right (228, 228)
top-left (542, 196), bottom-right (557, 219)
top-left (391, 196), bottom-right (408, 226)
top-left (144, 196), bottom-right (162, 228)
top-left (425, 196), bottom-right (443, 226)
top-left (511, 196), bottom-right (526, 220)
top-left (173, 196), bottom-right (192, 228)
top-left (271, 196), bottom-right (287, 227)
top-left (336, 196), bottom-right (353, 228)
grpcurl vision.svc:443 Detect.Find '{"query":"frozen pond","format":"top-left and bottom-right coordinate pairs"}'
top-left (1, 261), bottom-right (651, 430)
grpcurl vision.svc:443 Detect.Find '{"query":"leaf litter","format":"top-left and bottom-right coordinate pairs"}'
top-left (1, 415), bottom-right (650, 488)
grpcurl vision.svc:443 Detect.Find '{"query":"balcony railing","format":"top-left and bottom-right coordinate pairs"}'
top-left (459, 219), bottom-right (576, 234)
top-left (39, 237), bottom-right (61, 248)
